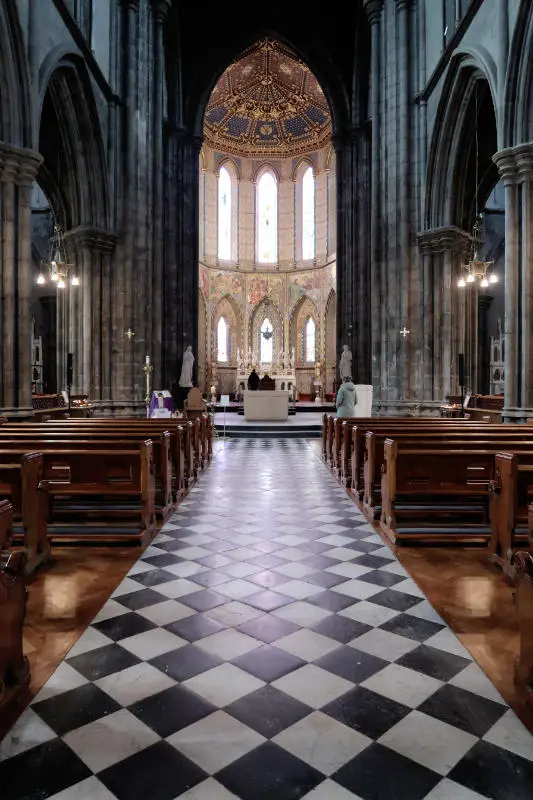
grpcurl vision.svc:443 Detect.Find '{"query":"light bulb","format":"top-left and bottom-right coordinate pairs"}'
top-left (466, 273), bottom-right (475, 283)
top-left (51, 272), bottom-right (59, 282)
top-left (489, 273), bottom-right (498, 284)
top-left (480, 277), bottom-right (489, 288)
top-left (71, 276), bottom-right (80, 286)
top-left (57, 279), bottom-right (66, 289)
top-left (457, 277), bottom-right (466, 288)
top-left (37, 274), bottom-right (45, 285)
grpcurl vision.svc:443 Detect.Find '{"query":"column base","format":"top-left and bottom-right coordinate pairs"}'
top-left (91, 400), bottom-right (147, 418)
top-left (0, 406), bottom-right (35, 421)
top-left (373, 399), bottom-right (445, 417)
top-left (502, 407), bottom-right (533, 423)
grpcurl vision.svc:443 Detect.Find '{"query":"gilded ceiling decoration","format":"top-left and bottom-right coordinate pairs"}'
top-left (204, 39), bottom-right (332, 158)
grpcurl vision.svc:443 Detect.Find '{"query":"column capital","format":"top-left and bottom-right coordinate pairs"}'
top-left (0, 142), bottom-right (42, 185)
top-left (514, 143), bottom-right (533, 181)
top-left (395, 0), bottom-right (411, 11)
top-left (63, 226), bottom-right (117, 254)
top-left (493, 148), bottom-right (519, 185)
top-left (417, 226), bottom-right (471, 255)
top-left (119, 0), bottom-right (140, 10)
top-left (151, 0), bottom-right (172, 24)
top-left (363, 0), bottom-right (383, 25)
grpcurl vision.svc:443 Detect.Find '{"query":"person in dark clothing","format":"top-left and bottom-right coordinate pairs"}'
top-left (247, 369), bottom-right (260, 390)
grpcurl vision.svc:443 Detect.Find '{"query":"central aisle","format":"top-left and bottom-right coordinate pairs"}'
top-left (2, 440), bottom-right (532, 799)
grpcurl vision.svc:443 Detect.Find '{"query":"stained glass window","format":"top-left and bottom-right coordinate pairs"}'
top-left (257, 172), bottom-right (278, 264)
top-left (302, 166), bottom-right (315, 260)
top-left (260, 317), bottom-right (274, 363)
top-left (305, 317), bottom-right (316, 362)
top-left (217, 316), bottom-right (228, 362)
top-left (218, 166), bottom-right (232, 260)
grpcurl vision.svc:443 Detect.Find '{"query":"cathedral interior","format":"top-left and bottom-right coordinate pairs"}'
top-left (2, 1), bottom-right (533, 799)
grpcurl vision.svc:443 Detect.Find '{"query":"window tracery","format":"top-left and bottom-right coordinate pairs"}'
top-left (217, 316), bottom-right (229, 362)
top-left (260, 317), bottom-right (274, 364)
top-left (257, 171), bottom-right (278, 264)
top-left (304, 317), bottom-right (316, 362)
top-left (302, 166), bottom-right (315, 260)
top-left (218, 166), bottom-right (232, 260)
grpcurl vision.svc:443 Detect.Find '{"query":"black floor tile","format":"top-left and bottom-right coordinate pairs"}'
top-left (130, 568), bottom-right (179, 587)
top-left (129, 684), bottom-right (216, 737)
top-left (118, 587), bottom-right (167, 611)
top-left (299, 540), bottom-right (335, 554)
top-left (333, 742), bottom-right (440, 800)
top-left (0, 738), bottom-right (91, 800)
top-left (351, 554), bottom-right (396, 569)
top-left (396, 644), bottom-right (471, 681)
top-left (249, 570), bottom-right (290, 589)
top-left (344, 541), bottom-right (384, 553)
top-left (449, 740), bottom-right (533, 800)
top-left (232, 644), bottom-right (305, 682)
top-left (357, 569), bottom-right (405, 587)
top-left (315, 646), bottom-right (388, 684)
top-left (153, 539), bottom-right (193, 552)
top-left (237, 614), bottom-right (300, 644)
top-left (380, 613), bottom-right (444, 642)
top-left (93, 612), bottom-right (156, 641)
top-left (32, 683), bottom-right (120, 736)
top-left (369, 589), bottom-right (422, 612)
top-left (141, 553), bottom-right (185, 568)
top-left (310, 615), bottom-right (371, 644)
top-left (150, 643), bottom-right (223, 682)
top-left (165, 613), bottom-right (226, 641)
top-left (226, 685), bottom-right (312, 737)
top-left (419, 683), bottom-right (507, 737)
top-left (66, 643), bottom-right (140, 681)
top-left (178, 589), bottom-right (229, 612)
top-left (322, 686), bottom-right (410, 739)
top-left (216, 741), bottom-right (323, 800)
top-left (189, 570), bottom-right (232, 588)
top-left (301, 554), bottom-right (340, 570)
top-left (306, 571), bottom-right (349, 589)
top-left (309, 590), bottom-right (358, 612)
top-left (99, 741), bottom-right (207, 800)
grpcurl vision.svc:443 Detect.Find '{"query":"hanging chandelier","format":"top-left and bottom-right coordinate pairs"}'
top-left (36, 224), bottom-right (79, 289)
top-left (457, 82), bottom-right (498, 290)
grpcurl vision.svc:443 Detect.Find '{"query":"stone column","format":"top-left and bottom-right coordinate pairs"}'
top-left (164, 126), bottom-right (202, 389)
top-left (477, 294), bottom-right (493, 394)
top-left (364, 0), bottom-right (384, 392)
top-left (0, 143), bottom-right (42, 418)
top-left (494, 150), bottom-right (519, 419)
top-left (515, 145), bottom-right (533, 412)
top-left (151, 1), bottom-right (171, 388)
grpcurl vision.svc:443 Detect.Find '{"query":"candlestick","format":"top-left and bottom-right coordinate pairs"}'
top-left (145, 355), bottom-right (150, 365)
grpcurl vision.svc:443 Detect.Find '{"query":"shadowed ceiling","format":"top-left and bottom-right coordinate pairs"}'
top-left (203, 38), bottom-right (332, 158)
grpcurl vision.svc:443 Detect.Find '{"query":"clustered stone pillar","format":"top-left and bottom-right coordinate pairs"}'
top-left (0, 143), bottom-right (42, 418)
top-left (494, 144), bottom-right (533, 421)
top-left (363, 0), bottom-right (384, 394)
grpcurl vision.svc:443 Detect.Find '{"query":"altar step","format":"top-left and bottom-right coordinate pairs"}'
top-left (214, 422), bottom-right (322, 439)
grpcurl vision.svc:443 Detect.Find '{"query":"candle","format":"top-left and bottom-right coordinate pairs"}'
top-left (146, 355), bottom-right (150, 365)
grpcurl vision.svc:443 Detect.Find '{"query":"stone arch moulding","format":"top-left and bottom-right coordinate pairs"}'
top-left (293, 159), bottom-right (316, 264)
top-left (289, 294), bottom-right (320, 366)
top-left (425, 55), bottom-right (497, 231)
top-left (38, 53), bottom-right (111, 231)
top-left (213, 294), bottom-right (242, 364)
top-left (504, 0), bottom-right (533, 146)
top-left (0, 0), bottom-right (32, 147)
top-left (249, 298), bottom-right (283, 364)
top-left (198, 290), bottom-right (208, 392)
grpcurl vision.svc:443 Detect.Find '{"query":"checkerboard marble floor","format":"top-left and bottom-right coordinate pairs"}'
top-left (2, 439), bottom-right (533, 799)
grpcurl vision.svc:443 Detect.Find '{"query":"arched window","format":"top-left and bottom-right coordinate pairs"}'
top-left (257, 172), bottom-right (278, 264)
top-left (302, 166), bottom-right (315, 260)
top-left (304, 317), bottom-right (316, 362)
top-left (217, 316), bottom-right (228, 362)
top-left (218, 166), bottom-right (232, 260)
top-left (260, 317), bottom-right (274, 363)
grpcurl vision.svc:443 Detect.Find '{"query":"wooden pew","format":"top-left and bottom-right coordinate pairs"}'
top-left (0, 452), bottom-right (50, 576)
top-left (488, 453), bottom-right (533, 578)
top-left (0, 501), bottom-right (30, 721)
top-left (0, 431), bottom-right (173, 521)
top-left (379, 439), bottom-right (533, 545)
top-left (511, 551), bottom-right (533, 698)
top-left (359, 425), bottom-right (532, 515)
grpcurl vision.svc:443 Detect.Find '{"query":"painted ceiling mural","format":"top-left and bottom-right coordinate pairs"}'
top-left (204, 39), bottom-right (332, 159)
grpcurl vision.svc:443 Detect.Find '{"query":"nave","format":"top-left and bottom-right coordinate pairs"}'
top-left (1, 440), bottom-right (532, 800)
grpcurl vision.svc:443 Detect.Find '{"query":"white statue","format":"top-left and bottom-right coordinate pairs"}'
top-left (179, 345), bottom-right (195, 388)
top-left (339, 344), bottom-right (352, 379)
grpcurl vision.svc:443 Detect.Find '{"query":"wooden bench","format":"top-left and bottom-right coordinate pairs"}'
top-left (488, 453), bottom-right (533, 578)
top-left (0, 430), bottom-right (173, 522)
top-left (511, 551), bottom-right (533, 698)
top-left (0, 452), bottom-right (50, 576)
top-left (379, 439), bottom-right (533, 545)
top-left (360, 426), bottom-right (533, 516)
top-left (0, 501), bottom-right (30, 723)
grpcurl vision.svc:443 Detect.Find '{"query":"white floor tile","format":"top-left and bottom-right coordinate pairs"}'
top-left (379, 709), bottom-right (477, 775)
top-left (120, 628), bottom-right (187, 659)
top-left (92, 599), bottom-right (130, 623)
top-left (273, 601), bottom-right (332, 626)
top-left (168, 711), bottom-right (264, 773)
top-left (0, 707), bottom-right (56, 760)
top-left (162, 562), bottom-right (208, 578)
top-left (424, 628), bottom-right (473, 660)
top-left (30, 662), bottom-right (88, 704)
top-left (301, 780), bottom-right (365, 799)
top-left (136, 599), bottom-right (196, 626)
top-left (405, 599), bottom-right (445, 625)
top-left (332, 579), bottom-right (384, 600)
top-left (339, 600), bottom-right (400, 627)
top-left (184, 664), bottom-right (265, 707)
top-left (450, 662), bottom-right (506, 705)
top-left (326, 563), bottom-right (374, 579)
top-left (423, 778), bottom-right (490, 799)
top-left (220, 562), bottom-right (262, 578)
top-left (95, 662), bottom-right (176, 705)
top-left (391, 578), bottom-right (425, 598)
top-left (152, 578), bottom-right (202, 598)
top-left (276, 629), bottom-right (340, 661)
top-left (484, 708), bottom-right (533, 762)
top-left (111, 577), bottom-right (143, 597)
top-left (275, 580), bottom-right (322, 600)
top-left (48, 777), bottom-right (118, 800)
top-left (174, 778), bottom-right (241, 799)
top-left (67, 627), bottom-right (113, 658)
top-left (196, 629), bottom-right (260, 660)
top-left (273, 665), bottom-right (353, 709)
top-left (273, 562), bottom-right (316, 579)
top-left (206, 601), bottom-right (263, 627)
top-left (350, 628), bottom-right (418, 661)
top-left (216, 579), bottom-right (259, 600)
top-left (361, 663), bottom-right (443, 708)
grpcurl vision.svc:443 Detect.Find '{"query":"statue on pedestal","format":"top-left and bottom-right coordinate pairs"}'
top-left (179, 345), bottom-right (195, 388)
top-left (339, 344), bottom-right (352, 380)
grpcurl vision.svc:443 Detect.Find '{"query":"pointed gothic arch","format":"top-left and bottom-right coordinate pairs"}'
top-left (249, 298), bottom-right (283, 364)
top-left (0, 0), bottom-right (32, 148)
top-left (213, 294), bottom-right (242, 365)
top-left (289, 294), bottom-right (320, 366)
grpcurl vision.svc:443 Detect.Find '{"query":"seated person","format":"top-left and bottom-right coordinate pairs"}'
top-left (247, 369), bottom-right (260, 391)
top-left (235, 382), bottom-right (245, 402)
top-left (336, 376), bottom-right (357, 418)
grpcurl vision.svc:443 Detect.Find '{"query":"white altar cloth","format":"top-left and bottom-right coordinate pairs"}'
top-left (244, 390), bottom-right (289, 421)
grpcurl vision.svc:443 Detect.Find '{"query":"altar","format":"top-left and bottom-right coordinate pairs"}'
top-left (244, 390), bottom-right (289, 421)
top-left (236, 349), bottom-right (296, 399)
